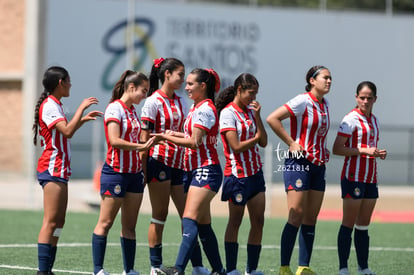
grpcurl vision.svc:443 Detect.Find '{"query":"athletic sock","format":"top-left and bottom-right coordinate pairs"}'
top-left (121, 237), bottom-right (136, 273)
top-left (225, 242), bottom-right (239, 272)
top-left (49, 246), bottom-right (57, 271)
top-left (246, 244), bottom-right (261, 273)
top-left (354, 228), bottom-right (369, 270)
top-left (92, 233), bottom-right (107, 274)
top-left (38, 243), bottom-right (51, 272)
top-left (280, 223), bottom-right (299, 266)
top-left (198, 223), bottom-right (224, 273)
top-left (337, 225), bottom-right (353, 269)
top-left (190, 241), bottom-right (204, 267)
top-left (149, 243), bottom-right (163, 268)
top-left (298, 224), bottom-right (316, 266)
top-left (175, 218), bottom-right (199, 272)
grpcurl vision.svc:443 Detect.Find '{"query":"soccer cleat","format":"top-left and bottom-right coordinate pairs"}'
top-left (210, 271), bottom-right (226, 275)
top-left (151, 267), bottom-right (164, 275)
top-left (279, 266), bottom-right (294, 275)
top-left (96, 269), bottom-right (110, 275)
top-left (192, 266), bottom-right (210, 275)
top-left (245, 270), bottom-right (264, 275)
top-left (156, 266), bottom-right (184, 275)
top-left (227, 270), bottom-right (242, 275)
top-left (123, 270), bottom-right (140, 275)
top-left (295, 266), bottom-right (317, 275)
top-left (338, 268), bottom-right (350, 275)
top-left (357, 268), bottom-right (376, 275)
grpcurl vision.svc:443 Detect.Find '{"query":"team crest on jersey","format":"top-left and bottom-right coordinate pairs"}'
top-left (354, 187), bottom-right (361, 197)
top-left (173, 111), bottom-right (179, 120)
top-left (132, 119), bottom-right (138, 128)
top-left (114, 184), bottom-right (122, 194)
top-left (235, 193), bottom-right (243, 203)
top-left (159, 171), bottom-right (167, 180)
top-left (295, 179), bottom-right (303, 188)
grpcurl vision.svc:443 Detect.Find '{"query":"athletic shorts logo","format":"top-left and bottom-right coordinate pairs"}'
top-left (159, 171), bottom-right (167, 181)
top-left (295, 178), bottom-right (303, 188)
top-left (114, 184), bottom-right (122, 194)
top-left (354, 187), bottom-right (361, 197)
top-left (235, 193), bottom-right (243, 203)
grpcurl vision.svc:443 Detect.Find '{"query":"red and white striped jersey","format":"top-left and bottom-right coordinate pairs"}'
top-left (37, 95), bottom-right (71, 179)
top-left (184, 99), bottom-right (220, 171)
top-left (141, 90), bottom-right (186, 169)
top-left (285, 92), bottom-right (330, 165)
top-left (220, 102), bottom-right (262, 178)
top-left (337, 108), bottom-right (380, 183)
top-left (104, 100), bottom-right (142, 173)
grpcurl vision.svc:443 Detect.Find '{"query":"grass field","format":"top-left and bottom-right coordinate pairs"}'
top-left (0, 209), bottom-right (413, 275)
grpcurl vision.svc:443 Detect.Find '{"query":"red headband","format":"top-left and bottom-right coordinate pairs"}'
top-left (153, 57), bottom-right (165, 68)
top-left (205, 68), bottom-right (220, 93)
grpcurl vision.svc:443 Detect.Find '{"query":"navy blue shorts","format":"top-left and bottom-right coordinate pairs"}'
top-left (37, 170), bottom-right (68, 187)
top-left (147, 157), bottom-right (183, 185)
top-left (100, 162), bottom-right (144, 197)
top-left (221, 170), bottom-right (266, 206)
top-left (184, 164), bottom-right (223, 193)
top-left (183, 171), bottom-right (192, 193)
top-left (341, 177), bottom-right (378, 199)
top-left (283, 157), bottom-right (326, 192)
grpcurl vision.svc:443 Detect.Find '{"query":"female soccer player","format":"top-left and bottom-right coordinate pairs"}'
top-left (215, 73), bottom-right (267, 275)
top-left (140, 58), bottom-right (209, 275)
top-left (267, 65), bottom-right (332, 275)
top-left (33, 66), bottom-right (102, 275)
top-left (91, 70), bottom-right (156, 275)
top-left (155, 68), bottom-right (225, 275)
top-left (333, 81), bottom-right (386, 275)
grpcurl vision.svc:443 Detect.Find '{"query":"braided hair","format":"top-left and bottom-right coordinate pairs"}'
top-left (32, 66), bottom-right (69, 145)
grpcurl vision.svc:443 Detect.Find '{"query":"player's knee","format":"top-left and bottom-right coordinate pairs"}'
top-left (151, 210), bottom-right (168, 221)
top-left (45, 220), bottom-right (64, 231)
top-left (288, 208), bottom-right (304, 222)
top-left (251, 215), bottom-right (265, 229)
top-left (228, 219), bottom-right (243, 229)
top-left (99, 220), bottom-right (115, 233)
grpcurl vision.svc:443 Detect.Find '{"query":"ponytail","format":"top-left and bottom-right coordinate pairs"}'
top-left (190, 68), bottom-right (220, 102)
top-left (148, 57), bottom-right (184, 97)
top-left (32, 91), bottom-right (49, 145)
top-left (305, 65), bottom-right (327, 92)
top-left (111, 70), bottom-right (149, 102)
top-left (215, 86), bottom-right (236, 116)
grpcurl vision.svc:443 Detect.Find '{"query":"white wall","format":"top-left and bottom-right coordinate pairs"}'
top-left (45, 0), bottom-right (414, 182)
